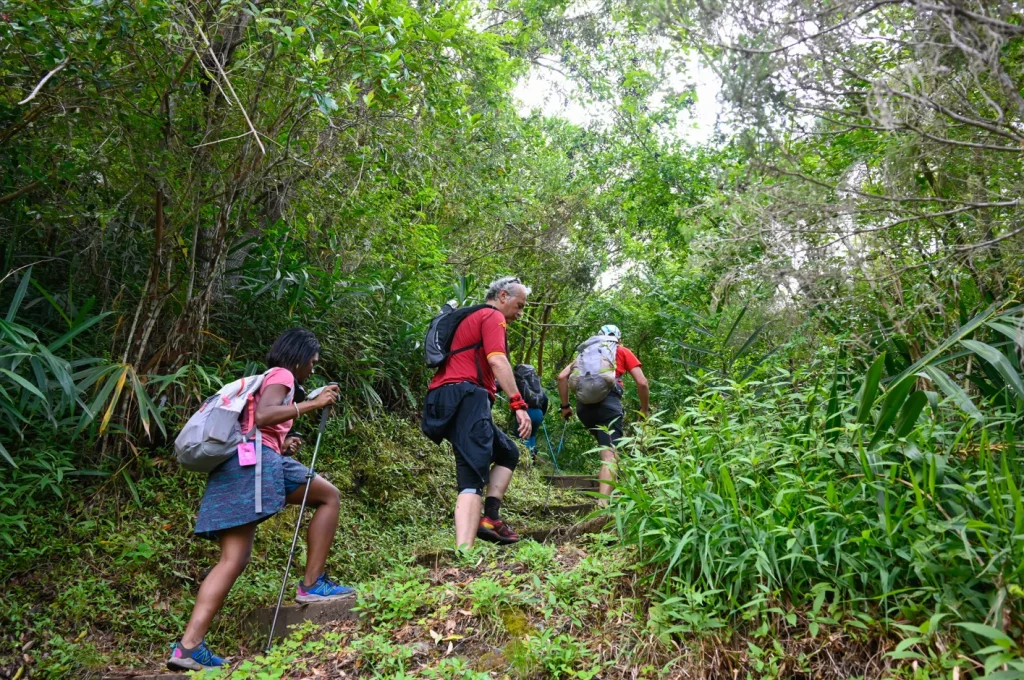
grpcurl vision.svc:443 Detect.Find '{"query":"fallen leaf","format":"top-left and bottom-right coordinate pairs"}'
top-left (429, 629), bottom-right (442, 644)
top-left (446, 641), bottom-right (453, 655)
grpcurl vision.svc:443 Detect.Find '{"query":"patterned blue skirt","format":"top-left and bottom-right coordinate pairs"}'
top-left (194, 447), bottom-right (311, 541)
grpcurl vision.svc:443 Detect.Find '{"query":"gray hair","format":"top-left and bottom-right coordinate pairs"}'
top-left (485, 276), bottom-right (531, 301)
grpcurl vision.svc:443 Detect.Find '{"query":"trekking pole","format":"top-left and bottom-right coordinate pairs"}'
top-left (543, 421), bottom-right (569, 514)
top-left (265, 383), bottom-right (336, 652)
top-left (540, 420), bottom-right (562, 474)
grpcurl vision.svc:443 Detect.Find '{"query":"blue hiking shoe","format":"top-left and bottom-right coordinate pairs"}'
top-left (296, 573), bottom-right (354, 603)
top-left (167, 639), bottom-right (226, 671)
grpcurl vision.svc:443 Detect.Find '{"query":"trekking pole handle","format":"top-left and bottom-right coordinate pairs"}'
top-left (317, 382), bottom-right (338, 434)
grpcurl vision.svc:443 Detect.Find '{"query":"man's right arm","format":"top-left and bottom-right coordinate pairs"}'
top-left (557, 362), bottom-right (573, 419)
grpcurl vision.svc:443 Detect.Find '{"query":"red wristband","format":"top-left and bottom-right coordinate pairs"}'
top-left (509, 392), bottom-right (528, 411)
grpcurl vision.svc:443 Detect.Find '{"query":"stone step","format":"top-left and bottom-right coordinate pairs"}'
top-left (544, 474), bottom-right (599, 490)
top-left (249, 594), bottom-right (359, 639)
top-left (414, 513), bottom-right (608, 568)
top-left (538, 502), bottom-right (596, 516)
top-left (102, 597), bottom-right (359, 679)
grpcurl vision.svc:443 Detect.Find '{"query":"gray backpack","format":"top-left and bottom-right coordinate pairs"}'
top-left (568, 335), bottom-right (619, 405)
top-left (173, 370), bottom-right (294, 513)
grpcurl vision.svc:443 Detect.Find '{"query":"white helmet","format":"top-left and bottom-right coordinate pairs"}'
top-left (600, 324), bottom-right (621, 339)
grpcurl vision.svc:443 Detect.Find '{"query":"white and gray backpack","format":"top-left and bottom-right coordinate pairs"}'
top-left (174, 370), bottom-right (294, 512)
top-left (568, 335), bottom-right (619, 405)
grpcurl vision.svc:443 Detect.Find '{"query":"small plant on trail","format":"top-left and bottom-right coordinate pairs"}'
top-left (468, 575), bottom-right (519, 623)
top-left (522, 629), bottom-right (601, 679)
top-left (355, 564), bottom-right (433, 631)
top-left (350, 632), bottom-right (415, 677)
top-left (515, 539), bottom-right (557, 570)
top-left (421, 657), bottom-right (492, 679)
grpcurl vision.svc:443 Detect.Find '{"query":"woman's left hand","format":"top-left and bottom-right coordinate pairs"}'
top-left (283, 437), bottom-right (302, 456)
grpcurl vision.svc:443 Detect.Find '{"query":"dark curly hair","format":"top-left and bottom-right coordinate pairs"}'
top-left (266, 328), bottom-right (320, 380)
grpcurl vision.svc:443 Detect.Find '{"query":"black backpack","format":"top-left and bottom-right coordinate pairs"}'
top-left (513, 364), bottom-right (549, 414)
top-left (424, 302), bottom-right (492, 368)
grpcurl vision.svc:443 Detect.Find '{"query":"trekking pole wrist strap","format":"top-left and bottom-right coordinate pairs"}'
top-left (509, 393), bottom-right (528, 411)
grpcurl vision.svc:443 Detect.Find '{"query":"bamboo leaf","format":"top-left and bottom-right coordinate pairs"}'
top-left (960, 340), bottom-right (1024, 402)
top-left (732, 321), bottom-right (769, 363)
top-left (894, 391), bottom-right (928, 438)
top-left (677, 341), bottom-right (715, 355)
top-left (722, 303), bottom-right (749, 347)
top-left (0, 438), bottom-right (15, 467)
top-left (99, 367), bottom-right (130, 435)
top-left (0, 368), bottom-right (46, 400)
top-left (869, 375), bottom-right (916, 448)
top-left (892, 302), bottom-right (999, 383)
top-left (824, 355), bottom-right (842, 441)
top-left (921, 366), bottom-right (983, 421)
top-left (856, 353), bottom-right (886, 424)
top-left (48, 311), bottom-right (111, 352)
top-left (5, 267), bottom-right (32, 323)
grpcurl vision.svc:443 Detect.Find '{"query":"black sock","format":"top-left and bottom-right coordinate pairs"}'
top-left (484, 496), bottom-right (502, 521)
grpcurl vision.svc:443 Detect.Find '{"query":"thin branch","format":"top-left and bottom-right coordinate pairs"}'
top-left (18, 57), bottom-right (69, 105)
top-left (180, 4), bottom-right (266, 155)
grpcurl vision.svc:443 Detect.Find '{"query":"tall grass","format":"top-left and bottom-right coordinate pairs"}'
top-left (611, 339), bottom-right (1024, 669)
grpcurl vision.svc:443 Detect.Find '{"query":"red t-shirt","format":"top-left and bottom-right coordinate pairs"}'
top-left (428, 306), bottom-right (508, 397)
top-left (615, 346), bottom-right (642, 386)
top-left (240, 367), bottom-right (294, 454)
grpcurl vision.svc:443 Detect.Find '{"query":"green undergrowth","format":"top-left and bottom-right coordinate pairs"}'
top-left (181, 533), bottom-right (934, 680)
top-left (0, 414), bottom-right (582, 678)
top-left (610, 358), bottom-right (1024, 678)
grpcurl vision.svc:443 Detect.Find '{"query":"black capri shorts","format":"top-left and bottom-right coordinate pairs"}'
top-left (576, 394), bottom-right (624, 448)
top-left (422, 382), bottom-right (520, 493)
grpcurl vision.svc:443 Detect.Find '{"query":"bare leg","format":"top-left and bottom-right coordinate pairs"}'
top-left (454, 492), bottom-right (483, 549)
top-left (597, 447), bottom-right (618, 507)
top-left (181, 524), bottom-right (257, 648)
top-left (486, 464), bottom-right (514, 501)
top-left (284, 475), bottom-right (340, 586)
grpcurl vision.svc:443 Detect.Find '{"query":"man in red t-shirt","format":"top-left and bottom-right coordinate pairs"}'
top-left (422, 277), bottom-right (533, 549)
top-left (557, 324), bottom-right (650, 506)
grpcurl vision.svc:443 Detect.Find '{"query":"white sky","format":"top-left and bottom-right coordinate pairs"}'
top-left (513, 54), bottom-right (722, 145)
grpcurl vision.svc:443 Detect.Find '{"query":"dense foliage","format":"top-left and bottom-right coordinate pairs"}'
top-left (2, 0), bottom-right (1024, 677)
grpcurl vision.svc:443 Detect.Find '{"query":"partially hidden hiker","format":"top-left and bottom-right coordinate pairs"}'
top-left (557, 324), bottom-right (649, 506)
top-left (169, 329), bottom-right (350, 671)
top-left (513, 363), bottom-right (549, 461)
top-left (422, 276), bottom-right (533, 549)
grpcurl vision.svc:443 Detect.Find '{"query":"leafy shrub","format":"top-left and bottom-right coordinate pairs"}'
top-left (355, 564), bottom-right (434, 632)
top-left (514, 540), bottom-right (557, 571)
top-left (467, 576), bottom-right (519, 622)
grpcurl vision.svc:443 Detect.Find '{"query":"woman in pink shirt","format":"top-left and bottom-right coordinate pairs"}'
top-left (169, 329), bottom-right (349, 672)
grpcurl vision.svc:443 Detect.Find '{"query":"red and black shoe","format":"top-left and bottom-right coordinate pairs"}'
top-left (477, 516), bottom-right (520, 544)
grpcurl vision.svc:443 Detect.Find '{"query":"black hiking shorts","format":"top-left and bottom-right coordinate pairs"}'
top-left (422, 382), bottom-right (520, 493)
top-left (576, 393), bottom-right (624, 448)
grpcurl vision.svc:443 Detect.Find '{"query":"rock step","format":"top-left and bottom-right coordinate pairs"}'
top-left (250, 594), bottom-right (359, 639)
top-left (544, 474), bottom-right (599, 490)
top-left (414, 514), bottom-right (608, 568)
top-left (538, 501), bottom-right (596, 516)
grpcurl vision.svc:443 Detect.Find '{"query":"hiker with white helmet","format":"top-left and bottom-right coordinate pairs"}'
top-left (556, 324), bottom-right (649, 506)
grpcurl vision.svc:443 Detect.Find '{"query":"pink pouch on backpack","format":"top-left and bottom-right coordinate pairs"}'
top-left (237, 442), bottom-right (257, 466)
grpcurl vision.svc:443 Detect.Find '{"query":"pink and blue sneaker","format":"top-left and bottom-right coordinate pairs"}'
top-left (295, 573), bottom-right (354, 603)
top-left (167, 639), bottom-right (225, 671)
